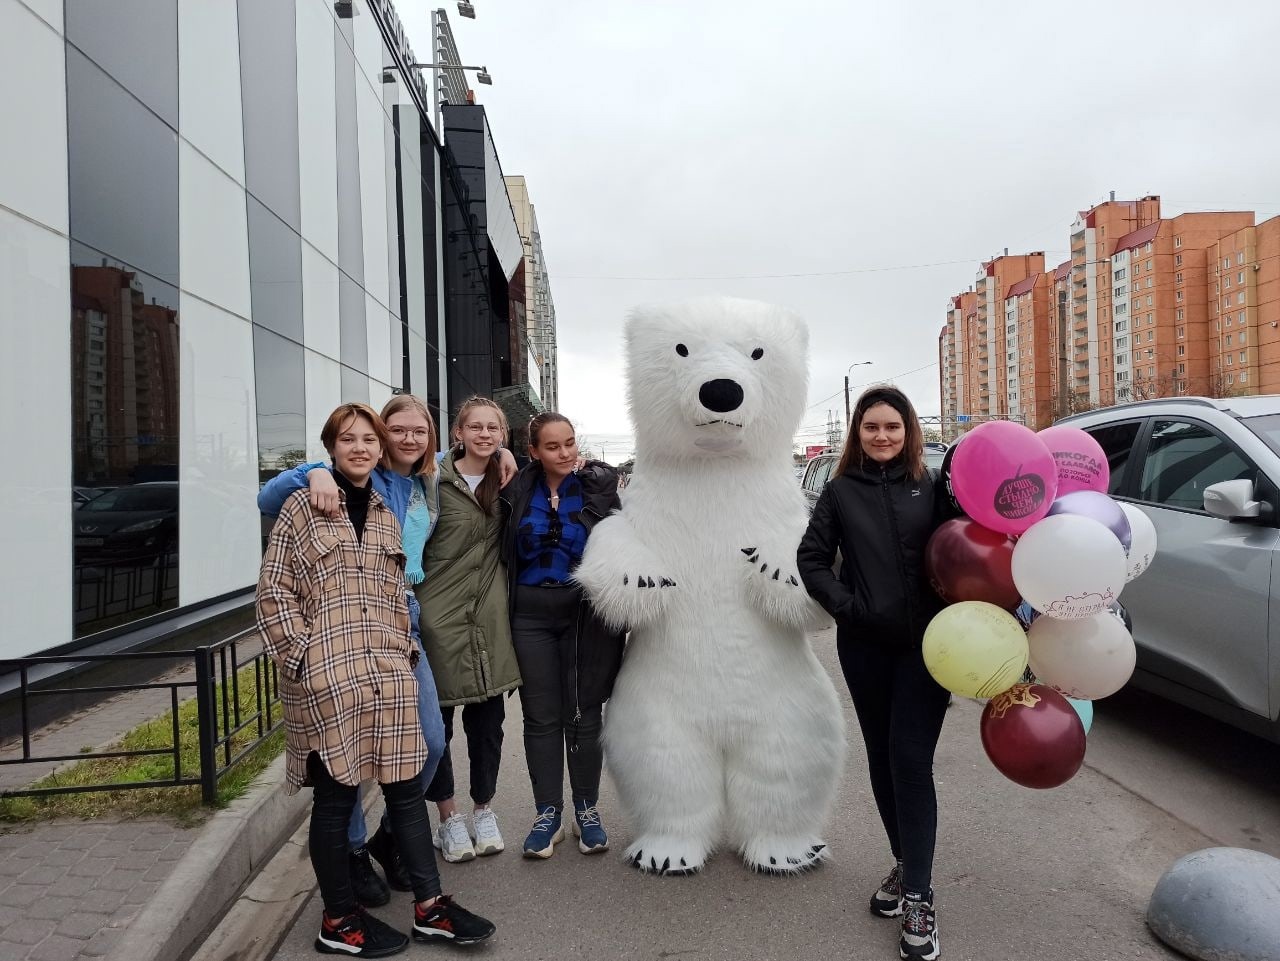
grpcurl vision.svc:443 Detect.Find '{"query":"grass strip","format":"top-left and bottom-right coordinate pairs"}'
top-left (0, 663), bottom-right (284, 825)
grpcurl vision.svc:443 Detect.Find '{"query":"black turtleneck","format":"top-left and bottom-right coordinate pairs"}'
top-left (332, 468), bottom-right (371, 542)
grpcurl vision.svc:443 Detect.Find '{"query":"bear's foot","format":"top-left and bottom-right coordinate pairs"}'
top-left (740, 835), bottom-right (830, 875)
top-left (624, 835), bottom-right (710, 877)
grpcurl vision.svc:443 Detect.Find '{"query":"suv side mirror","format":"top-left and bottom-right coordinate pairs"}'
top-left (1203, 479), bottom-right (1269, 521)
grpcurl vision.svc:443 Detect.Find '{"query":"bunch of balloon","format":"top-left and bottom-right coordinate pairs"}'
top-left (922, 421), bottom-right (1155, 789)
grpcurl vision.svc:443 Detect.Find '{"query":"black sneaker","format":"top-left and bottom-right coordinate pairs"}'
top-left (412, 894), bottom-right (496, 946)
top-left (899, 891), bottom-right (940, 961)
top-left (315, 907), bottom-right (408, 957)
top-left (349, 847), bottom-right (390, 908)
top-left (871, 861), bottom-right (904, 917)
top-left (367, 825), bottom-right (412, 892)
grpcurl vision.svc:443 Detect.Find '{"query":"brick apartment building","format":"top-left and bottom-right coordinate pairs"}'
top-left (940, 194), bottom-right (1280, 432)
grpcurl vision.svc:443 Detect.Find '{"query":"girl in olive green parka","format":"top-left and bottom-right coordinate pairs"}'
top-left (415, 397), bottom-right (521, 863)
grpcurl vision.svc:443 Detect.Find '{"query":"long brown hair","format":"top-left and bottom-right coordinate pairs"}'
top-left (450, 396), bottom-right (508, 514)
top-left (527, 411), bottom-right (573, 448)
top-left (834, 385), bottom-right (925, 482)
top-left (380, 393), bottom-right (438, 477)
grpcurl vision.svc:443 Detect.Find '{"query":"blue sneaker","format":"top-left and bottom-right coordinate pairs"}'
top-left (522, 805), bottom-right (563, 859)
top-left (572, 799), bottom-right (609, 854)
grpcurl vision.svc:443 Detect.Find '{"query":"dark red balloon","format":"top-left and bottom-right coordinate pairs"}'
top-left (925, 517), bottom-right (1020, 609)
top-left (980, 684), bottom-right (1086, 789)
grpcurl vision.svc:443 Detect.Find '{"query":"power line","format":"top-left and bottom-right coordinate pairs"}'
top-left (558, 258), bottom-right (982, 282)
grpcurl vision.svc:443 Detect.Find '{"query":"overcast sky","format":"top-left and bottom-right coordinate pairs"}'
top-left (400, 0), bottom-right (1280, 455)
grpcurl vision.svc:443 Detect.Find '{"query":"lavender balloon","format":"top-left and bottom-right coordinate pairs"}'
top-left (1046, 491), bottom-right (1132, 552)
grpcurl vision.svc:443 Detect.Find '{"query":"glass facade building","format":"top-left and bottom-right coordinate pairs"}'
top-left (0, 0), bottom-right (533, 658)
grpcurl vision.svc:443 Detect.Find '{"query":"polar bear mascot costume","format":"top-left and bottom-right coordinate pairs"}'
top-left (574, 296), bottom-right (845, 876)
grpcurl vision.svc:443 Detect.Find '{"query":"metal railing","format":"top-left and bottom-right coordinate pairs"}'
top-left (0, 628), bottom-right (281, 804)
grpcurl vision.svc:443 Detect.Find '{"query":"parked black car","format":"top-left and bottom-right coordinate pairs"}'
top-left (74, 482), bottom-right (178, 561)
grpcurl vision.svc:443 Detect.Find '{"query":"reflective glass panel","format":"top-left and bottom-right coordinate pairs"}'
top-left (70, 246), bottom-right (180, 637)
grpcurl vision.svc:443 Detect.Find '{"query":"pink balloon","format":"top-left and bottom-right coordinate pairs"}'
top-left (1037, 425), bottom-right (1110, 496)
top-left (950, 421), bottom-right (1058, 535)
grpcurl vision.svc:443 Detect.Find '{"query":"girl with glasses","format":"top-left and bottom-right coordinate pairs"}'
top-left (414, 396), bottom-right (523, 863)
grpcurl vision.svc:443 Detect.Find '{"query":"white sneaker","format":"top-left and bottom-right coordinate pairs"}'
top-left (435, 812), bottom-right (476, 863)
top-left (471, 807), bottom-right (505, 856)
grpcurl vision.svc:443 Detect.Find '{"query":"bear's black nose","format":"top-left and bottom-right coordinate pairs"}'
top-left (699, 379), bottom-right (744, 413)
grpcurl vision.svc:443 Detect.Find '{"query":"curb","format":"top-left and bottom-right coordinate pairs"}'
top-left (104, 753), bottom-right (311, 961)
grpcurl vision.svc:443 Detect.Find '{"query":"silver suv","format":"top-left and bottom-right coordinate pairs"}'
top-left (1058, 396), bottom-right (1280, 742)
top-left (799, 445), bottom-right (947, 513)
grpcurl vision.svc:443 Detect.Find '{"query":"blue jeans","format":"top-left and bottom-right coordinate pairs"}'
top-left (346, 642), bottom-right (448, 849)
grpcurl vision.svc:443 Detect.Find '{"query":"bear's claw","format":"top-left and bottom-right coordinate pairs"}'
top-left (625, 574), bottom-right (675, 589)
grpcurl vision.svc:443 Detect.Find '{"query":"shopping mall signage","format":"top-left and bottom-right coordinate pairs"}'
top-left (369, 0), bottom-right (433, 115)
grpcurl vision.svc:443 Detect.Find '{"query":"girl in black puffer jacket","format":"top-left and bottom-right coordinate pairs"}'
top-left (499, 413), bottom-right (625, 861)
top-left (798, 385), bottom-right (951, 961)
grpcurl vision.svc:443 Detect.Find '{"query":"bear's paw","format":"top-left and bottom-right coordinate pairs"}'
top-left (624, 835), bottom-right (710, 877)
top-left (740, 835), bottom-right (831, 876)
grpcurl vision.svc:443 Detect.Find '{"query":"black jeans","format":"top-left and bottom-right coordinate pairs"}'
top-left (837, 637), bottom-right (950, 895)
top-left (423, 695), bottom-right (505, 805)
top-left (306, 752), bottom-right (441, 916)
top-left (512, 584), bottom-right (604, 809)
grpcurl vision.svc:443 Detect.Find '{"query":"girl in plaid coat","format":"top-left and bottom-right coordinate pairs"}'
top-left (257, 403), bottom-right (495, 956)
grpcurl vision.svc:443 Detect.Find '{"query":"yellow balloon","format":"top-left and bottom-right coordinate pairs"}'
top-left (923, 601), bottom-right (1029, 698)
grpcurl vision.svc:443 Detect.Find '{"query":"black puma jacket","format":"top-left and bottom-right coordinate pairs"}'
top-left (797, 459), bottom-right (951, 648)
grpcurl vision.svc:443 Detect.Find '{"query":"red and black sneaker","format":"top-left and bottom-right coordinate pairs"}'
top-left (412, 895), bottom-right (496, 946)
top-left (315, 907), bottom-right (409, 957)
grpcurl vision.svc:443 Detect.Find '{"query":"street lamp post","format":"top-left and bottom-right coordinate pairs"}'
top-left (843, 361), bottom-right (874, 430)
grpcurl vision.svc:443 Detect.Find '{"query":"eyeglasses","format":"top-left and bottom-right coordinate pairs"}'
top-left (462, 423), bottom-right (502, 434)
top-left (388, 427), bottom-right (431, 440)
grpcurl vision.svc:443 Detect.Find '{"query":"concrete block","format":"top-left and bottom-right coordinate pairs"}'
top-left (66, 859), bottom-right (112, 879)
top-left (29, 934), bottom-right (87, 961)
top-left (40, 849), bottom-right (85, 868)
top-left (81, 927), bottom-right (124, 957)
top-left (1, 916), bottom-right (57, 944)
top-left (1148, 846), bottom-right (1280, 961)
top-left (0, 884), bottom-right (44, 908)
top-left (121, 881), bottom-right (159, 906)
top-left (95, 870), bottom-right (145, 893)
top-left (18, 865), bottom-right (67, 886)
top-left (0, 857), bottom-right (39, 878)
top-left (54, 911), bottom-right (108, 940)
top-left (77, 889), bottom-right (125, 914)
top-left (27, 896), bottom-right (80, 922)
top-left (53, 876), bottom-right (95, 898)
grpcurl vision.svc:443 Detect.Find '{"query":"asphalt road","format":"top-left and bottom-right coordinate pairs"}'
top-left (270, 626), bottom-right (1280, 961)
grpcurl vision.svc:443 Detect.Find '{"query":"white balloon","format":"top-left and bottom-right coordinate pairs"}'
top-left (1011, 514), bottom-right (1127, 619)
top-left (1027, 612), bottom-right (1137, 699)
top-left (1119, 502), bottom-right (1158, 582)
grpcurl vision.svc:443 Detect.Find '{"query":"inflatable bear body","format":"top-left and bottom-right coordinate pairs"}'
top-left (575, 297), bottom-right (845, 875)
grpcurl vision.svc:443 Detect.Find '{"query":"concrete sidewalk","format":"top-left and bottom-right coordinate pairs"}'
top-left (0, 657), bottom-right (306, 961)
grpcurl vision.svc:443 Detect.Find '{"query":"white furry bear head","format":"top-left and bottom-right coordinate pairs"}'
top-left (625, 297), bottom-right (810, 464)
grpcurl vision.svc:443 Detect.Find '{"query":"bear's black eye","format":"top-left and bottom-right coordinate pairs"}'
top-left (751, 347), bottom-right (764, 360)
top-left (676, 343), bottom-right (689, 357)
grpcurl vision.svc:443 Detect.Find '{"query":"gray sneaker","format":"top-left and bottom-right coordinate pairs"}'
top-left (471, 807), bottom-right (505, 856)
top-left (435, 812), bottom-right (476, 863)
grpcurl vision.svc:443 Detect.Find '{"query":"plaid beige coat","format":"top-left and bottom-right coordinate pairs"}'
top-left (256, 487), bottom-right (426, 792)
